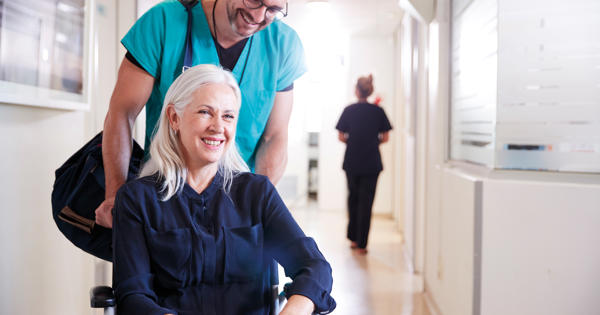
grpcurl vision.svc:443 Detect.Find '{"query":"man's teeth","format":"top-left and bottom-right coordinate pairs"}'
top-left (203, 139), bottom-right (221, 146)
top-left (241, 12), bottom-right (255, 25)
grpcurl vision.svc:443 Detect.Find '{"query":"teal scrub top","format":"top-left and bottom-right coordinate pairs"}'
top-left (121, 0), bottom-right (307, 168)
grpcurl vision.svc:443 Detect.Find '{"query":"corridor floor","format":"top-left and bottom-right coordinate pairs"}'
top-left (286, 205), bottom-right (431, 315)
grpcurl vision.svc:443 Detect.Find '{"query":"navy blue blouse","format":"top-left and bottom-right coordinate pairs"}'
top-left (113, 172), bottom-right (336, 315)
top-left (336, 102), bottom-right (393, 175)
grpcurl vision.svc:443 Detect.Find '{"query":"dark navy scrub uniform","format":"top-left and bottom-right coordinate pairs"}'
top-left (335, 102), bottom-right (392, 249)
top-left (113, 172), bottom-right (336, 315)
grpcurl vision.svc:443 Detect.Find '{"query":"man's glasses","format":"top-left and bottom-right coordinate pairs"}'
top-left (242, 0), bottom-right (288, 20)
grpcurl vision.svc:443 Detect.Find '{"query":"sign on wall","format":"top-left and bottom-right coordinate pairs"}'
top-left (0, 0), bottom-right (93, 110)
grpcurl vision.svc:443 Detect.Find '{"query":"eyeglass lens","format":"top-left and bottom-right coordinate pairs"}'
top-left (242, 0), bottom-right (287, 20)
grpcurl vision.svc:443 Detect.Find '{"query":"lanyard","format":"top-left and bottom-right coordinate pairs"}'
top-left (182, 0), bottom-right (198, 73)
top-left (181, 0), bottom-right (252, 86)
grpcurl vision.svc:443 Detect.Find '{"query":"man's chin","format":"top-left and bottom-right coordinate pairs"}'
top-left (233, 24), bottom-right (260, 38)
top-left (234, 11), bottom-right (266, 36)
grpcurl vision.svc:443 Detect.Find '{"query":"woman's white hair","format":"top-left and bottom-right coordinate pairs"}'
top-left (139, 64), bottom-right (249, 200)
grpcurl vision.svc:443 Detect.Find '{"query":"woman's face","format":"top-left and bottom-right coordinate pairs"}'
top-left (168, 83), bottom-right (239, 170)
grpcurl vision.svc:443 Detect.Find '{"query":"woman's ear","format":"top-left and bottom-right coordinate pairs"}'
top-left (166, 104), bottom-right (180, 133)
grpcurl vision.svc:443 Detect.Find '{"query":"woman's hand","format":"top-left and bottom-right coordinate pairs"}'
top-left (279, 294), bottom-right (315, 315)
top-left (338, 131), bottom-right (348, 143)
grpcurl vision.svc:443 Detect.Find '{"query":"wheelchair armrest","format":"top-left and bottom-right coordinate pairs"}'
top-left (90, 285), bottom-right (115, 308)
top-left (278, 292), bottom-right (286, 305)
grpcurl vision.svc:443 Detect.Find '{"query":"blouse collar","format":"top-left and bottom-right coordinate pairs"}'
top-left (182, 170), bottom-right (223, 201)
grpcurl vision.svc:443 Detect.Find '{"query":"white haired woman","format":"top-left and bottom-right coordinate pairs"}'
top-left (112, 64), bottom-right (336, 315)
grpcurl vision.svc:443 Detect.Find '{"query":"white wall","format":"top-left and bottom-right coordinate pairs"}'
top-left (422, 1), bottom-right (600, 315)
top-left (425, 167), bottom-right (600, 315)
top-left (392, 27), bottom-right (405, 230)
top-left (282, 7), bottom-right (349, 209)
top-left (0, 106), bottom-right (93, 315)
top-left (0, 0), bottom-right (127, 314)
top-left (424, 167), bottom-right (480, 315)
top-left (394, 9), bottom-right (431, 275)
top-left (480, 178), bottom-right (600, 315)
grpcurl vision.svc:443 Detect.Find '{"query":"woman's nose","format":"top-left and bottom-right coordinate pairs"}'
top-left (209, 117), bottom-right (225, 133)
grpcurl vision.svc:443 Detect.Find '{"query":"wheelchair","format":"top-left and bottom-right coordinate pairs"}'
top-left (90, 260), bottom-right (289, 315)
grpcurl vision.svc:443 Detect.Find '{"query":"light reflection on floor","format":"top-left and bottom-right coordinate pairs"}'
top-left (283, 204), bottom-right (431, 315)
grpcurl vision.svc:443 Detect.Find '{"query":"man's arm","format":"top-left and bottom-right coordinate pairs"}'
top-left (254, 90), bottom-right (294, 185)
top-left (95, 57), bottom-right (154, 228)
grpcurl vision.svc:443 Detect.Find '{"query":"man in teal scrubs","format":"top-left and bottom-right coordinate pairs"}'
top-left (96, 0), bottom-right (306, 228)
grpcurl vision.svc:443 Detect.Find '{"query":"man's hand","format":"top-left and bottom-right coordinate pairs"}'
top-left (95, 198), bottom-right (115, 228)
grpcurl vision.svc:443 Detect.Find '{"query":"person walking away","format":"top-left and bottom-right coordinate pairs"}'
top-left (335, 74), bottom-right (392, 255)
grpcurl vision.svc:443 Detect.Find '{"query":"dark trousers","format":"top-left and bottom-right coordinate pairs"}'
top-left (345, 172), bottom-right (379, 249)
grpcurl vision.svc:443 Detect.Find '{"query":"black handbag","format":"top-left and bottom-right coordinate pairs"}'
top-left (51, 132), bottom-right (144, 261)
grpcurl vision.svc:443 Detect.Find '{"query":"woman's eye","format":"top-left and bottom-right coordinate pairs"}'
top-left (224, 114), bottom-right (235, 120)
top-left (198, 109), bottom-right (210, 115)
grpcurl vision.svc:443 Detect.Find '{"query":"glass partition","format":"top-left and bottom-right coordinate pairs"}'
top-left (450, 0), bottom-right (600, 173)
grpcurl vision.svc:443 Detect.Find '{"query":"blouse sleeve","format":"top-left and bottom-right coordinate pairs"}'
top-left (260, 179), bottom-right (336, 314)
top-left (113, 185), bottom-right (176, 315)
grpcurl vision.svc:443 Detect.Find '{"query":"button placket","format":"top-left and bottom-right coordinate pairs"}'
top-left (189, 199), bottom-right (203, 234)
top-left (197, 196), bottom-right (217, 285)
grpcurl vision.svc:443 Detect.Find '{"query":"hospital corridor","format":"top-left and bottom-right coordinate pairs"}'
top-left (0, 0), bottom-right (599, 314)
top-left (289, 205), bottom-right (430, 315)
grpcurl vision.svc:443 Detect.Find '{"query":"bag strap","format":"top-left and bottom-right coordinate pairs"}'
top-left (181, 0), bottom-right (199, 73)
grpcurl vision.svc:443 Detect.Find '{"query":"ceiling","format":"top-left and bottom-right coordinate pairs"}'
top-left (286, 0), bottom-right (405, 36)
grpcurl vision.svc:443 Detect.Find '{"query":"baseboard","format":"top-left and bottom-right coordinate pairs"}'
top-left (423, 282), bottom-right (443, 315)
top-left (400, 243), bottom-right (425, 293)
top-left (412, 273), bottom-right (425, 292)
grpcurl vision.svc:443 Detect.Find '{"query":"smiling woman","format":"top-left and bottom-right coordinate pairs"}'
top-left (139, 64), bottom-right (247, 199)
top-left (112, 64), bottom-right (336, 315)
